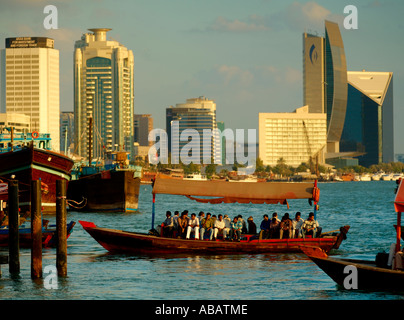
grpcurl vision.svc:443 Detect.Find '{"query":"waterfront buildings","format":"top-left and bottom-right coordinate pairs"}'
top-left (0, 37), bottom-right (60, 151)
top-left (0, 112), bottom-right (30, 133)
top-left (340, 70), bottom-right (394, 167)
top-left (166, 96), bottom-right (221, 164)
top-left (303, 20), bottom-right (348, 154)
top-left (74, 28), bottom-right (134, 160)
top-left (258, 106), bottom-right (327, 167)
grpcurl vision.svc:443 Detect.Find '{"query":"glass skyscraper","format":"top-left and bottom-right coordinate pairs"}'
top-left (303, 21), bottom-right (347, 154)
top-left (74, 28), bottom-right (134, 160)
top-left (166, 97), bottom-right (221, 165)
top-left (340, 71), bottom-right (394, 167)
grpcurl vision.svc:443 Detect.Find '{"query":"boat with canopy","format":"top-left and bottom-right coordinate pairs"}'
top-left (301, 179), bottom-right (404, 290)
top-left (79, 175), bottom-right (349, 255)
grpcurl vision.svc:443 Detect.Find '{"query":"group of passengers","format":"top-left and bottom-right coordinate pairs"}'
top-left (258, 211), bottom-right (322, 240)
top-left (159, 210), bottom-right (321, 241)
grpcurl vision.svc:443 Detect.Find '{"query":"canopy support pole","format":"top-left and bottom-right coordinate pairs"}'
top-left (396, 211), bottom-right (401, 253)
top-left (313, 180), bottom-right (318, 220)
top-left (151, 193), bottom-right (155, 230)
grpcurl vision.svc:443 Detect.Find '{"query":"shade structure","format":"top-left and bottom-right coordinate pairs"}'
top-left (395, 179), bottom-right (404, 213)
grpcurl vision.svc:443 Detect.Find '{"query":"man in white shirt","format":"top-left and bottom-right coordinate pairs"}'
top-left (213, 214), bottom-right (226, 240)
top-left (186, 213), bottom-right (200, 240)
top-left (292, 212), bottom-right (304, 238)
top-left (223, 214), bottom-right (231, 240)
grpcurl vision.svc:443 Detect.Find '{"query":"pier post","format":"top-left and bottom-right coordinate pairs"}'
top-left (31, 180), bottom-right (42, 279)
top-left (8, 179), bottom-right (20, 275)
top-left (56, 179), bottom-right (67, 277)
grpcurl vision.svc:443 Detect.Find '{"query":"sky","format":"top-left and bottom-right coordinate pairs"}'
top-left (0, 0), bottom-right (403, 153)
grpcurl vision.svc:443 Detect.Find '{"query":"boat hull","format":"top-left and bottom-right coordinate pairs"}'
top-left (301, 246), bottom-right (404, 290)
top-left (0, 221), bottom-right (76, 248)
top-left (0, 147), bottom-right (74, 214)
top-left (80, 221), bottom-right (349, 255)
top-left (67, 170), bottom-right (140, 212)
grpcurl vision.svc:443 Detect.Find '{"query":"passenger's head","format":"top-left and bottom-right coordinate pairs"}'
top-left (166, 211), bottom-right (171, 217)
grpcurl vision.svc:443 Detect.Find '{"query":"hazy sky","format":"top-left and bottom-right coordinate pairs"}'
top-left (0, 0), bottom-right (403, 152)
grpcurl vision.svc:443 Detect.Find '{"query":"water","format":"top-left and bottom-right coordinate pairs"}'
top-left (1, 181), bottom-right (403, 300)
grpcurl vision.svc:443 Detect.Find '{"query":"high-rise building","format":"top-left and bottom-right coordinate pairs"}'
top-left (0, 113), bottom-right (30, 133)
top-left (340, 70), bottom-right (394, 166)
top-left (259, 106), bottom-right (327, 167)
top-left (166, 96), bottom-right (221, 164)
top-left (74, 28), bottom-right (134, 160)
top-left (60, 111), bottom-right (74, 155)
top-left (134, 114), bottom-right (153, 147)
top-left (0, 37), bottom-right (60, 151)
top-left (303, 21), bottom-right (348, 154)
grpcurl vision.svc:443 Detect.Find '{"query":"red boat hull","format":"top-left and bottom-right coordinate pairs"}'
top-left (79, 221), bottom-right (349, 255)
top-left (0, 147), bottom-right (74, 214)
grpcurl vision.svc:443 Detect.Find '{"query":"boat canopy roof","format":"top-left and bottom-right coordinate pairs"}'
top-left (152, 175), bottom-right (316, 205)
top-left (395, 179), bottom-right (404, 212)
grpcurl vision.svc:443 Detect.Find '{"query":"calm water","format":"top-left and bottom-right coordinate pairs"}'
top-left (0, 181), bottom-right (403, 300)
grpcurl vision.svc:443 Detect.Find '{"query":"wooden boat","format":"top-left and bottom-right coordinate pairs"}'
top-left (0, 135), bottom-right (74, 213)
top-left (79, 176), bottom-right (349, 255)
top-left (301, 179), bottom-right (404, 291)
top-left (0, 221), bottom-right (76, 248)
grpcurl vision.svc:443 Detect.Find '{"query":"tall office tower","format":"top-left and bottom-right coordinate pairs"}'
top-left (60, 111), bottom-right (74, 155)
top-left (259, 106), bottom-right (327, 167)
top-left (0, 37), bottom-right (60, 151)
top-left (166, 96), bottom-right (221, 165)
top-left (340, 70), bottom-right (394, 166)
top-left (134, 114), bottom-right (153, 146)
top-left (74, 28), bottom-right (134, 160)
top-left (303, 21), bottom-right (348, 154)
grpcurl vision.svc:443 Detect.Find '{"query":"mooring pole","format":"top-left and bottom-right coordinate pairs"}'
top-left (56, 179), bottom-right (67, 277)
top-left (31, 180), bottom-right (42, 279)
top-left (8, 179), bottom-right (20, 275)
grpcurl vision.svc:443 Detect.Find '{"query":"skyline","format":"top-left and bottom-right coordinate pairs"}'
top-left (0, 0), bottom-right (403, 153)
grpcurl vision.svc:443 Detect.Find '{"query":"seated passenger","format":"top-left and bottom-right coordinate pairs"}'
top-left (238, 215), bottom-right (248, 234)
top-left (301, 212), bottom-right (322, 238)
top-left (177, 211), bottom-right (189, 239)
top-left (269, 217), bottom-right (280, 239)
top-left (223, 214), bottom-right (231, 239)
top-left (200, 212), bottom-right (214, 240)
top-left (247, 216), bottom-right (257, 234)
top-left (229, 216), bottom-right (243, 241)
top-left (186, 213), bottom-right (200, 240)
top-left (161, 211), bottom-right (174, 237)
top-left (213, 214), bottom-right (225, 240)
top-left (259, 214), bottom-right (271, 239)
top-left (292, 212), bottom-right (304, 238)
top-left (279, 213), bottom-right (293, 239)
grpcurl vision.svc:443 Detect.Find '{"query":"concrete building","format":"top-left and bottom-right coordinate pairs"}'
top-left (340, 70), bottom-right (394, 166)
top-left (0, 112), bottom-right (30, 133)
top-left (166, 96), bottom-right (221, 164)
top-left (0, 37), bottom-right (60, 151)
top-left (74, 28), bottom-right (134, 160)
top-left (134, 114), bottom-right (153, 147)
top-left (60, 111), bottom-right (74, 155)
top-left (259, 106), bottom-right (327, 167)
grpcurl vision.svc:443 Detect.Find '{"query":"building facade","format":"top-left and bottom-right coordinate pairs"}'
top-left (0, 113), bottom-right (30, 133)
top-left (60, 111), bottom-right (74, 155)
top-left (303, 21), bottom-right (348, 154)
top-left (166, 97), bottom-right (221, 164)
top-left (74, 28), bottom-right (134, 160)
top-left (0, 37), bottom-right (60, 151)
top-left (134, 114), bottom-right (153, 147)
top-left (340, 70), bottom-right (394, 166)
top-left (259, 106), bottom-right (327, 167)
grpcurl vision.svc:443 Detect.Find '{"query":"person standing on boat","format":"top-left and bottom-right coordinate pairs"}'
top-left (229, 216), bottom-right (243, 241)
top-left (162, 211), bottom-right (174, 237)
top-left (200, 212), bottom-right (214, 240)
top-left (301, 212), bottom-right (322, 238)
top-left (259, 214), bottom-right (271, 239)
top-left (292, 212), bottom-right (304, 238)
top-left (186, 213), bottom-right (200, 240)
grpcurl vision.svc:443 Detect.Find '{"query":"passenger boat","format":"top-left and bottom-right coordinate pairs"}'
top-left (0, 129), bottom-right (74, 213)
top-left (0, 220), bottom-right (76, 248)
top-left (79, 176), bottom-right (349, 255)
top-left (301, 179), bottom-right (404, 291)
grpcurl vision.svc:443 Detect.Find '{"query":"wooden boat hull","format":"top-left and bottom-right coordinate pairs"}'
top-left (67, 170), bottom-right (140, 213)
top-left (301, 246), bottom-right (404, 290)
top-left (0, 221), bottom-right (76, 248)
top-left (79, 221), bottom-right (349, 255)
top-left (0, 147), bottom-right (74, 214)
